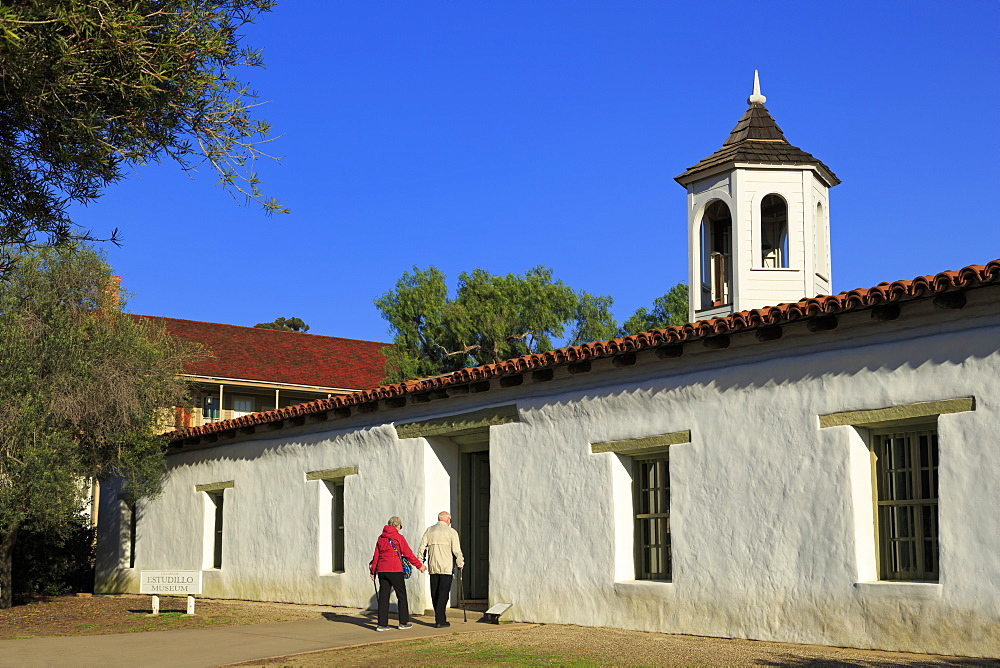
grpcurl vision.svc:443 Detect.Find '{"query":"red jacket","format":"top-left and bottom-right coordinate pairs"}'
top-left (370, 525), bottom-right (423, 575)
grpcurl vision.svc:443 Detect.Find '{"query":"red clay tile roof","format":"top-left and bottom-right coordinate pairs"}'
top-left (168, 259), bottom-right (1000, 446)
top-left (131, 315), bottom-right (389, 390)
top-left (676, 103), bottom-right (840, 187)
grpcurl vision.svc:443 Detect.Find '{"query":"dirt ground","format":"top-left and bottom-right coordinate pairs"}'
top-left (0, 594), bottom-right (329, 639)
top-left (239, 625), bottom-right (999, 668)
top-left (2, 596), bottom-right (997, 666)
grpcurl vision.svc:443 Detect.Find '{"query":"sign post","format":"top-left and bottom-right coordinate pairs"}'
top-left (140, 571), bottom-right (203, 616)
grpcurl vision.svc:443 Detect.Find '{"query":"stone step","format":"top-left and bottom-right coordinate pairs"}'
top-left (456, 599), bottom-right (488, 612)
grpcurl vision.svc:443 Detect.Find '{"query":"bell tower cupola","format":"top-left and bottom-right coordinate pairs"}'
top-left (675, 71), bottom-right (840, 322)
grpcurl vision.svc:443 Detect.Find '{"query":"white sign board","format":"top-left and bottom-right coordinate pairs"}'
top-left (140, 571), bottom-right (202, 596)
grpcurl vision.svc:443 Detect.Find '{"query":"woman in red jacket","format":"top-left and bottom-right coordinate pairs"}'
top-left (370, 516), bottom-right (425, 631)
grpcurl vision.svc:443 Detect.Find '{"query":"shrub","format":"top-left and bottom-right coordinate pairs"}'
top-left (12, 515), bottom-right (95, 603)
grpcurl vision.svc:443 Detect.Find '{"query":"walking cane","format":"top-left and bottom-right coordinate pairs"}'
top-left (457, 568), bottom-right (467, 622)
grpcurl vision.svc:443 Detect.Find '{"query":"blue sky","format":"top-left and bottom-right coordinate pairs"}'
top-left (68, 1), bottom-right (1000, 343)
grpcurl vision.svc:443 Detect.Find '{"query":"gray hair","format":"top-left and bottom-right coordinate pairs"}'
top-left (388, 516), bottom-right (403, 529)
top-left (438, 511), bottom-right (451, 521)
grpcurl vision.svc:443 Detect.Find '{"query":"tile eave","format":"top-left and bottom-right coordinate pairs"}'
top-left (167, 259), bottom-right (1000, 450)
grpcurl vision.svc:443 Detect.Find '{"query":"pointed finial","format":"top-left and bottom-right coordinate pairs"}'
top-left (748, 69), bottom-right (766, 105)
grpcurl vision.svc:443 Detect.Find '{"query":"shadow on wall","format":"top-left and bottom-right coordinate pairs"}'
top-left (168, 323), bottom-right (997, 472)
top-left (558, 324), bottom-right (996, 415)
top-left (93, 567), bottom-right (135, 595)
top-left (706, 323), bottom-right (997, 394)
top-left (169, 423), bottom-right (398, 473)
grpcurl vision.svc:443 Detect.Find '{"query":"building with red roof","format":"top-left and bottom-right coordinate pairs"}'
top-left (130, 315), bottom-right (389, 429)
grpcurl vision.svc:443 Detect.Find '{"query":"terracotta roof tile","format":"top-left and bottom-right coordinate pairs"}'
top-left (131, 315), bottom-right (389, 390)
top-left (168, 259), bottom-right (1000, 446)
top-left (676, 103), bottom-right (840, 186)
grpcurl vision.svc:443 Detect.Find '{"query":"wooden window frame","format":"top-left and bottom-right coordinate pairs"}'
top-left (633, 453), bottom-right (671, 581)
top-left (871, 426), bottom-right (939, 582)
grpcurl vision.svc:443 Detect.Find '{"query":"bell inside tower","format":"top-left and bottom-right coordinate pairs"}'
top-left (700, 200), bottom-right (732, 310)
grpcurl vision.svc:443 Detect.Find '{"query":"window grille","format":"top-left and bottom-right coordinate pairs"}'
top-left (634, 454), bottom-right (671, 580)
top-left (873, 427), bottom-right (939, 581)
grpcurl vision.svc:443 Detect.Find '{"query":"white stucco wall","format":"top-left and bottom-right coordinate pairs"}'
top-left (97, 423), bottom-right (435, 615)
top-left (96, 293), bottom-right (1000, 657)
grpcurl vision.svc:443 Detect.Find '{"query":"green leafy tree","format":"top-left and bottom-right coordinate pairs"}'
top-left (0, 244), bottom-right (195, 608)
top-left (620, 283), bottom-right (689, 335)
top-left (571, 292), bottom-right (619, 345)
top-left (374, 267), bottom-right (454, 383)
top-left (446, 267), bottom-right (580, 364)
top-left (0, 0), bottom-right (286, 272)
top-left (376, 266), bottom-right (617, 383)
top-left (253, 317), bottom-right (310, 332)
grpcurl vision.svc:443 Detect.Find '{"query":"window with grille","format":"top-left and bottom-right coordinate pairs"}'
top-left (873, 427), bottom-right (939, 581)
top-left (634, 454), bottom-right (671, 580)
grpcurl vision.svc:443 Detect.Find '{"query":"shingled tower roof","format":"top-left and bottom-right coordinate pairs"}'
top-left (675, 72), bottom-right (840, 187)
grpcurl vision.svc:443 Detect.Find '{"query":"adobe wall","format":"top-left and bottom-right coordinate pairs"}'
top-left (96, 295), bottom-right (1000, 657)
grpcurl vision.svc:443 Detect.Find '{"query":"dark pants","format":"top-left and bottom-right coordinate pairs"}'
top-left (429, 573), bottom-right (453, 624)
top-left (377, 572), bottom-right (408, 627)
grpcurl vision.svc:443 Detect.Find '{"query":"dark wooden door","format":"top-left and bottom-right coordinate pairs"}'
top-left (460, 451), bottom-right (490, 600)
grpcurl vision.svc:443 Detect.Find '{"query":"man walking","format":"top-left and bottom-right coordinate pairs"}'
top-left (418, 511), bottom-right (464, 628)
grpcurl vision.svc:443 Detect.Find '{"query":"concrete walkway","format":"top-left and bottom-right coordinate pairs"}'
top-left (0, 609), bottom-right (533, 668)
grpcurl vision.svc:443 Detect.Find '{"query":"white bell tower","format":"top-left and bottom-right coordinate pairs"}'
top-left (675, 72), bottom-right (840, 322)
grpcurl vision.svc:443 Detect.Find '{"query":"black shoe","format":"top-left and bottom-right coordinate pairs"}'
top-left (439, 621), bottom-right (451, 627)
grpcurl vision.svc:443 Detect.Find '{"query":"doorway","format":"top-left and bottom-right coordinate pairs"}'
top-left (458, 441), bottom-right (490, 602)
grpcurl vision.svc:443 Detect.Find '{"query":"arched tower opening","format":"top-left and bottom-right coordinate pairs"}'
top-left (761, 194), bottom-right (788, 268)
top-left (815, 201), bottom-right (829, 279)
top-left (700, 199), bottom-right (732, 310)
